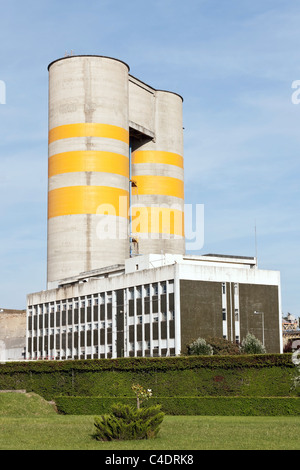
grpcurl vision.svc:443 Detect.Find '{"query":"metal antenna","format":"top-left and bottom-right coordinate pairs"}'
top-left (255, 220), bottom-right (258, 266)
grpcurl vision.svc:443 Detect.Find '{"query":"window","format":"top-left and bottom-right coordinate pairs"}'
top-left (136, 286), bottom-right (142, 298)
top-left (152, 283), bottom-right (158, 295)
top-left (222, 308), bottom-right (226, 321)
top-left (128, 288), bottom-right (134, 300)
top-left (144, 284), bottom-right (150, 297)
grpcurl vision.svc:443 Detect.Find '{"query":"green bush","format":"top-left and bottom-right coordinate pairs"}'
top-left (188, 338), bottom-right (213, 356)
top-left (241, 333), bottom-right (266, 354)
top-left (93, 403), bottom-right (165, 441)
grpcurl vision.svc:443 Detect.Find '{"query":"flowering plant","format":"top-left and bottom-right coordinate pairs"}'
top-left (132, 384), bottom-right (152, 409)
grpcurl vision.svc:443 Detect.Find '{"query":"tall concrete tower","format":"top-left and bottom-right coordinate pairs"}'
top-left (47, 55), bottom-right (185, 287)
top-left (130, 90), bottom-right (185, 256)
top-left (47, 56), bottom-right (130, 285)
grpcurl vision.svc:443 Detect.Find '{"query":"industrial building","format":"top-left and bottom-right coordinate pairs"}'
top-left (0, 308), bottom-right (26, 361)
top-left (26, 55), bottom-right (283, 360)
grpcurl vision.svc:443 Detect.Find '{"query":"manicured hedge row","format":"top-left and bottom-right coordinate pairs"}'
top-left (55, 396), bottom-right (300, 416)
top-left (0, 354), bottom-right (295, 374)
top-left (0, 354), bottom-right (298, 401)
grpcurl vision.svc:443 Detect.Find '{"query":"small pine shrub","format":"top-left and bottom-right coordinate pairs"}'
top-left (241, 333), bottom-right (266, 354)
top-left (93, 403), bottom-right (165, 441)
top-left (188, 338), bottom-right (214, 356)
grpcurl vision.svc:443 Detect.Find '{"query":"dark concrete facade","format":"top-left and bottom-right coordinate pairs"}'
top-left (239, 283), bottom-right (280, 353)
top-left (180, 280), bottom-right (222, 351)
top-left (180, 280), bottom-right (280, 353)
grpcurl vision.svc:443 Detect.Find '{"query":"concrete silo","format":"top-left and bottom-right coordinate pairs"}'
top-left (47, 56), bottom-right (130, 285)
top-left (130, 89), bottom-right (185, 255)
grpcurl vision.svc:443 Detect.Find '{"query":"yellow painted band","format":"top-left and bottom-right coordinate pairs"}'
top-left (131, 206), bottom-right (184, 236)
top-left (48, 186), bottom-right (129, 219)
top-left (48, 151), bottom-right (129, 178)
top-left (49, 123), bottom-right (129, 144)
top-left (132, 150), bottom-right (183, 168)
top-left (132, 175), bottom-right (184, 199)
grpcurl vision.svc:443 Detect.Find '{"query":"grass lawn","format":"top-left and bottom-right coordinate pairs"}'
top-left (0, 393), bottom-right (299, 450)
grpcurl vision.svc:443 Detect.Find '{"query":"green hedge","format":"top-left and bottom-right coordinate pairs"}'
top-left (0, 354), bottom-right (298, 401)
top-left (0, 354), bottom-right (295, 373)
top-left (55, 396), bottom-right (300, 416)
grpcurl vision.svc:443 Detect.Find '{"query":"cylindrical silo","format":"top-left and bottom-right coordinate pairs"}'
top-left (130, 90), bottom-right (185, 255)
top-left (47, 56), bottom-right (130, 285)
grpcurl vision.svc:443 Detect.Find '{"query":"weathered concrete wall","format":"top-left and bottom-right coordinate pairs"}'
top-left (180, 280), bottom-right (281, 354)
top-left (0, 309), bottom-right (26, 361)
top-left (180, 280), bottom-right (223, 351)
top-left (239, 283), bottom-right (280, 353)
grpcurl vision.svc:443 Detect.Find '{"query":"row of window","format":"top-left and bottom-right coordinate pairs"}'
top-left (28, 315), bottom-right (175, 336)
top-left (28, 281), bottom-right (174, 316)
top-left (28, 294), bottom-right (175, 331)
top-left (27, 328), bottom-right (176, 359)
top-left (27, 346), bottom-right (176, 361)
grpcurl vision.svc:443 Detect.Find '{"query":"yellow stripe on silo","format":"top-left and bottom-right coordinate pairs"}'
top-left (48, 151), bottom-right (129, 178)
top-left (131, 206), bottom-right (184, 236)
top-left (132, 175), bottom-right (184, 199)
top-left (48, 186), bottom-right (129, 219)
top-left (132, 150), bottom-right (183, 168)
top-left (49, 123), bottom-right (129, 144)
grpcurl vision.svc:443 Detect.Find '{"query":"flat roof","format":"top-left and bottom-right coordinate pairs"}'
top-left (203, 253), bottom-right (255, 260)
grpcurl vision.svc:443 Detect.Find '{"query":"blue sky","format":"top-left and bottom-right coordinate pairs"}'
top-left (0, 0), bottom-right (299, 316)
